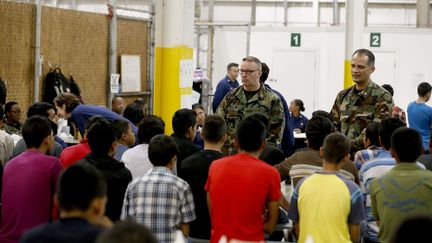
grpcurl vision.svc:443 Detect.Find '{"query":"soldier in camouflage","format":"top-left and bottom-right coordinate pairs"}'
top-left (330, 49), bottom-right (394, 152)
top-left (216, 56), bottom-right (285, 155)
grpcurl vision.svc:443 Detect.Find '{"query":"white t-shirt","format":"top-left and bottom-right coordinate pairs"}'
top-left (0, 130), bottom-right (14, 165)
top-left (120, 143), bottom-right (153, 179)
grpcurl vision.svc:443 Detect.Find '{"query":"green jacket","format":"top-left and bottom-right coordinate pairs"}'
top-left (330, 81), bottom-right (393, 150)
top-left (371, 163), bottom-right (432, 243)
top-left (216, 85), bottom-right (285, 155)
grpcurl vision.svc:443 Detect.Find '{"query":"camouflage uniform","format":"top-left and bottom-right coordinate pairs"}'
top-left (216, 84), bottom-right (285, 155)
top-left (330, 81), bottom-right (394, 151)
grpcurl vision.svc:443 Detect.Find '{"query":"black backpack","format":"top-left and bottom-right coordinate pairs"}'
top-left (42, 67), bottom-right (71, 104)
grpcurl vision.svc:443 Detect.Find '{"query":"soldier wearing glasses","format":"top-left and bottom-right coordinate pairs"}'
top-left (216, 56), bottom-right (285, 155)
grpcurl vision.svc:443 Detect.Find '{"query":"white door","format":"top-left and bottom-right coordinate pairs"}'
top-left (372, 51), bottom-right (397, 88)
top-left (268, 50), bottom-right (317, 119)
top-left (372, 51), bottom-right (404, 107)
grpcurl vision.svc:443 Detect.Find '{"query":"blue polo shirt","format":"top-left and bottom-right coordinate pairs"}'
top-left (212, 76), bottom-right (239, 113)
top-left (71, 104), bottom-right (138, 137)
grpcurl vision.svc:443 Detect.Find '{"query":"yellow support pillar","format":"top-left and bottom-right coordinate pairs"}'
top-left (153, 0), bottom-right (195, 134)
top-left (344, 0), bottom-right (365, 88)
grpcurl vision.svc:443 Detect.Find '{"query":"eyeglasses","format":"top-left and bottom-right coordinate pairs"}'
top-left (239, 69), bottom-right (258, 75)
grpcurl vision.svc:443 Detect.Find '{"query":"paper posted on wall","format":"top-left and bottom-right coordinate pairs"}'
top-left (110, 74), bottom-right (120, 93)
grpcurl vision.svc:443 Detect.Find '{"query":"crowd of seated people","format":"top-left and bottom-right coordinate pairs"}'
top-left (0, 51), bottom-right (431, 243)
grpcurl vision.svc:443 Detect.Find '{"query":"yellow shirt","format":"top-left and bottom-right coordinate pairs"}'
top-left (289, 172), bottom-right (365, 243)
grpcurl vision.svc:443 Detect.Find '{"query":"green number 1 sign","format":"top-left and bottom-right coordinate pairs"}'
top-left (291, 33), bottom-right (301, 47)
top-left (370, 33), bottom-right (381, 47)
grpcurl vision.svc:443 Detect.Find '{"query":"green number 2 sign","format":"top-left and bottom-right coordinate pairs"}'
top-left (370, 33), bottom-right (381, 47)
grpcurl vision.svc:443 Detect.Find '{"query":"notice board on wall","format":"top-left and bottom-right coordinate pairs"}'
top-left (121, 55), bottom-right (141, 92)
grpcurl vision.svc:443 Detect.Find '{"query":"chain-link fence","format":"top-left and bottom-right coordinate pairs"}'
top-left (0, 0), bottom-right (153, 115)
top-left (194, 24), bottom-right (249, 113)
top-left (40, 3), bottom-right (110, 106)
top-left (212, 25), bottom-right (249, 84)
top-left (116, 16), bottom-right (152, 114)
top-left (0, 1), bottom-right (35, 111)
top-left (198, 0), bottom-right (431, 28)
top-left (366, 0), bottom-right (417, 28)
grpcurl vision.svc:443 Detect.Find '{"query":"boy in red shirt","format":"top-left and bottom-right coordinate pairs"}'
top-left (205, 114), bottom-right (281, 243)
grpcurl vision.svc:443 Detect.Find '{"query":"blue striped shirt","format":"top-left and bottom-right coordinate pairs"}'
top-left (353, 146), bottom-right (385, 170)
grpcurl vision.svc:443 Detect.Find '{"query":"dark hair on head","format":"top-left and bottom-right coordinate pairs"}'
top-left (246, 112), bottom-right (270, 136)
top-left (5, 101), bottom-right (19, 120)
top-left (27, 102), bottom-right (58, 134)
top-left (242, 56), bottom-right (262, 70)
top-left (53, 93), bottom-right (80, 113)
top-left (293, 99), bottom-right (305, 112)
top-left (123, 103), bottom-right (144, 126)
top-left (172, 108), bottom-right (197, 136)
top-left (235, 115), bottom-right (266, 152)
top-left (22, 115), bottom-right (52, 149)
top-left (379, 118), bottom-right (406, 150)
top-left (58, 163), bottom-right (107, 212)
top-left (365, 122), bottom-right (381, 147)
top-left (382, 84), bottom-right (394, 97)
top-left (227, 62), bottom-right (239, 71)
top-left (323, 133), bottom-right (351, 163)
top-left (202, 115), bottom-right (226, 143)
top-left (138, 115), bottom-right (165, 144)
top-left (417, 82), bottom-right (432, 97)
top-left (353, 48), bottom-right (375, 66)
top-left (391, 127), bottom-right (423, 163)
top-left (5, 101), bottom-right (18, 113)
top-left (192, 103), bottom-right (204, 111)
top-left (0, 105), bottom-right (4, 118)
top-left (260, 62), bottom-right (270, 82)
top-left (312, 110), bottom-right (333, 121)
top-left (87, 119), bottom-right (116, 156)
top-left (134, 98), bottom-right (145, 106)
top-left (148, 134), bottom-right (178, 166)
top-left (96, 221), bottom-right (157, 243)
top-left (27, 102), bottom-right (55, 118)
top-left (84, 115), bottom-right (105, 131)
top-left (305, 115), bottom-right (335, 150)
top-left (390, 215), bottom-right (432, 243)
top-left (112, 119), bottom-right (130, 140)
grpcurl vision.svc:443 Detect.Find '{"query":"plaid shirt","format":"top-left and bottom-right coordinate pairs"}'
top-left (121, 166), bottom-right (196, 243)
